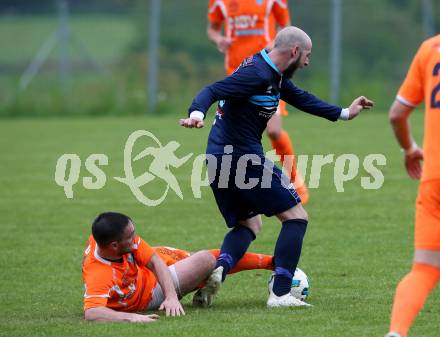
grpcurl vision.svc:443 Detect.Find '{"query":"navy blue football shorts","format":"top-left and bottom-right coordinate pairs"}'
top-left (207, 154), bottom-right (301, 228)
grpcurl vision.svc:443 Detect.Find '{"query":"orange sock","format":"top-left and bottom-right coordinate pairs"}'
top-left (271, 129), bottom-right (296, 182)
top-left (271, 130), bottom-right (309, 203)
top-left (389, 263), bottom-right (440, 337)
top-left (209, 249), bottom-right (273, 274)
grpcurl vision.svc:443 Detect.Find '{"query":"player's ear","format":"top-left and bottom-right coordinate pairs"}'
top-left (292, 46), bottom-right (299, 59)
top-left (295, 45), bottom-right (301, 59)
top-left (110, 241), bottom-right (118, 250)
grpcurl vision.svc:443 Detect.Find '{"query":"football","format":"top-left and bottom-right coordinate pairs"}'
top-left (268, 268), bottom-right (310, 301)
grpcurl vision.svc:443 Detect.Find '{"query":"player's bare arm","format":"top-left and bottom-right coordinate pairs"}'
top-left (84, 306), bottom-right (159, 323)
top-left (389, 99), bottom-right (424, 179)
top-left (389, 100), bottom-right (415, 149)
top-left (207, 22), bottom-right (232, 54)
top-left (147, 253), bottom-right (186, 316)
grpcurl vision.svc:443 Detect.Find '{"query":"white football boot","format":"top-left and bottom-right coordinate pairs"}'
top-left (385, 333), bottom-right (402, 337)
top-left (267, 290), bottom-right (311, 308)
top-left (192, 266), bottom-right (223, 308)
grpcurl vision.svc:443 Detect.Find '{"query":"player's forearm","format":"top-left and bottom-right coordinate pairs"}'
top-left (281, 81), bottom-right (341, 121)
top-left (156, 268), bottom-right (179, 300)
top-left (297, 97), bottom-right (342, 121)
top-left (188, 86), bottom-right (217, 118)
top-left (149, 255), bottom-right (179, 300)
top-left (389, 100), bottom-right (416, 151)
top-left (207, 25), bottom-right (223, 45)
top-left (84, 307), bottom-right (135, 322)
top-left (189, 70), bottom-right (266, 118)
top-left (390, 112), bottom-right (414, 151)
top-left (188, 82), bottom-right (246, 118)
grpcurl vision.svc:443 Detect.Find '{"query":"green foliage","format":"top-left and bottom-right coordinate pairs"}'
top-left (133, 0), bottom-right (439, 109)
top-left (1, 1), bottom-right (439, 117)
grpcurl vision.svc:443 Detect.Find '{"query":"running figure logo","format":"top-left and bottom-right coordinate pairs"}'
top-left (115, 130), bottom-right (193, 206)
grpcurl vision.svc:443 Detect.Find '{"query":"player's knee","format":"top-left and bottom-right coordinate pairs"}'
top-left (293, 207), bottom-right (308, 222)
top-left (197, 250), bottom-right (216, 270)
top-left (240, 221), bottom-right (262, 236)
top-left (414, 250), bottom-right (440, 269)
top-left (250, 223), bottom-right (262, 236)
top-left (300, 207), bottom-right (309, 221)
top-left (266, 127), bottom-right (281, 140)
top-left (239, 215), bottom-right (262, 237)
top-left (277, 204), bottom-right (308, 222)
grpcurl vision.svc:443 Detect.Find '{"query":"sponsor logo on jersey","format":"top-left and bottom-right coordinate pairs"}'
top-left (228, 14), bottom-right (259, 31)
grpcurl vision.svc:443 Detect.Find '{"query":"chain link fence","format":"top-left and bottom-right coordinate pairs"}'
top-left (0, 0), bottom-right (438, 117)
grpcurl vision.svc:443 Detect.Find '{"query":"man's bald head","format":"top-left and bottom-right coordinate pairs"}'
top-left (269, 26), bottom-right (312, 78)
top-left (274, 26), bottom-right (312, 51)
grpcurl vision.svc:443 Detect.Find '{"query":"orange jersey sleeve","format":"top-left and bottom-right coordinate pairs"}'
top-left (272, 0), bottom-right (290, 27)
top-left (132, 236), bottom-right (155, 267)
top-left (397, 44), bottom-right (425, 107)
top-left (208, 0), bottom-right (225, 25)
top-left (83, 266), bottom-right (113, 310)
top-left (397, 35), bottom-right (440, 182)
top-left (82, 238), bottom-right (113, 310)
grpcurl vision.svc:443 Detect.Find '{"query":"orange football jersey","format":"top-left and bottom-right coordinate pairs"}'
top-left (397, 35), bottom-right (440, 182)
top-left (208, 0), bottom-right (290, 74)
top-left (82, 235), bottom-right (157, 312)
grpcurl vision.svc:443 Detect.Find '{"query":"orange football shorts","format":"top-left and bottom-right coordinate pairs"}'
top-left (415, 179), bottom-right (440, 250)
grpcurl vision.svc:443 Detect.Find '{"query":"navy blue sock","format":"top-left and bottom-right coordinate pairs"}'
top-left (272, 219), bottom-right (308, 297)
top-left (215, 225), bottom-right (256, 281)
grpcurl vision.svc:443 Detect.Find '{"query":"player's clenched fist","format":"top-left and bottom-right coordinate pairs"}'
top-left (179, 117), bottom-right (204, 129)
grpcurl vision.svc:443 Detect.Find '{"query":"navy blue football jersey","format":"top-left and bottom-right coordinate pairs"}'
top-left (188, 49), bottom-right (342, 155)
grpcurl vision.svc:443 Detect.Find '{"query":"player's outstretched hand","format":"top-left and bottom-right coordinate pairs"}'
top-left (129, 313), bottom-right (159, 323)
top-left (179, 117), bottom-right (204, 129)
top-left (159, 297), bottom-right (185, 317)
top-left (405, 147), bottom-right (424, 179)
top-left (348, 96), bottom-right (374, 120)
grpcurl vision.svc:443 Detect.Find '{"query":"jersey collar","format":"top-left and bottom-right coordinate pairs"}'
top-left (94, 245), bottom-right (111, 265)
top-left (260, 49), bottom-right (281, 75)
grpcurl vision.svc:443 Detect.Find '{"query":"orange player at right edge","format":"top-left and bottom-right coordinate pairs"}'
top-left (206, 0), bottom-right (309, 203)
top-left (386, 34), bottom-right (440, 337)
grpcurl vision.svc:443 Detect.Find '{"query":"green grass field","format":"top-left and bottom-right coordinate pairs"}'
top-left (0, 14), bottom-right (140, 118)
top-left (0, 14), bottom-right (134, 64)
top-left (1, 111), bottom-right (438, 337)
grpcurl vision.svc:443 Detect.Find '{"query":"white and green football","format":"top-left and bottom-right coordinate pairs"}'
top-left (268, 267), bottom-right (310, 301)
